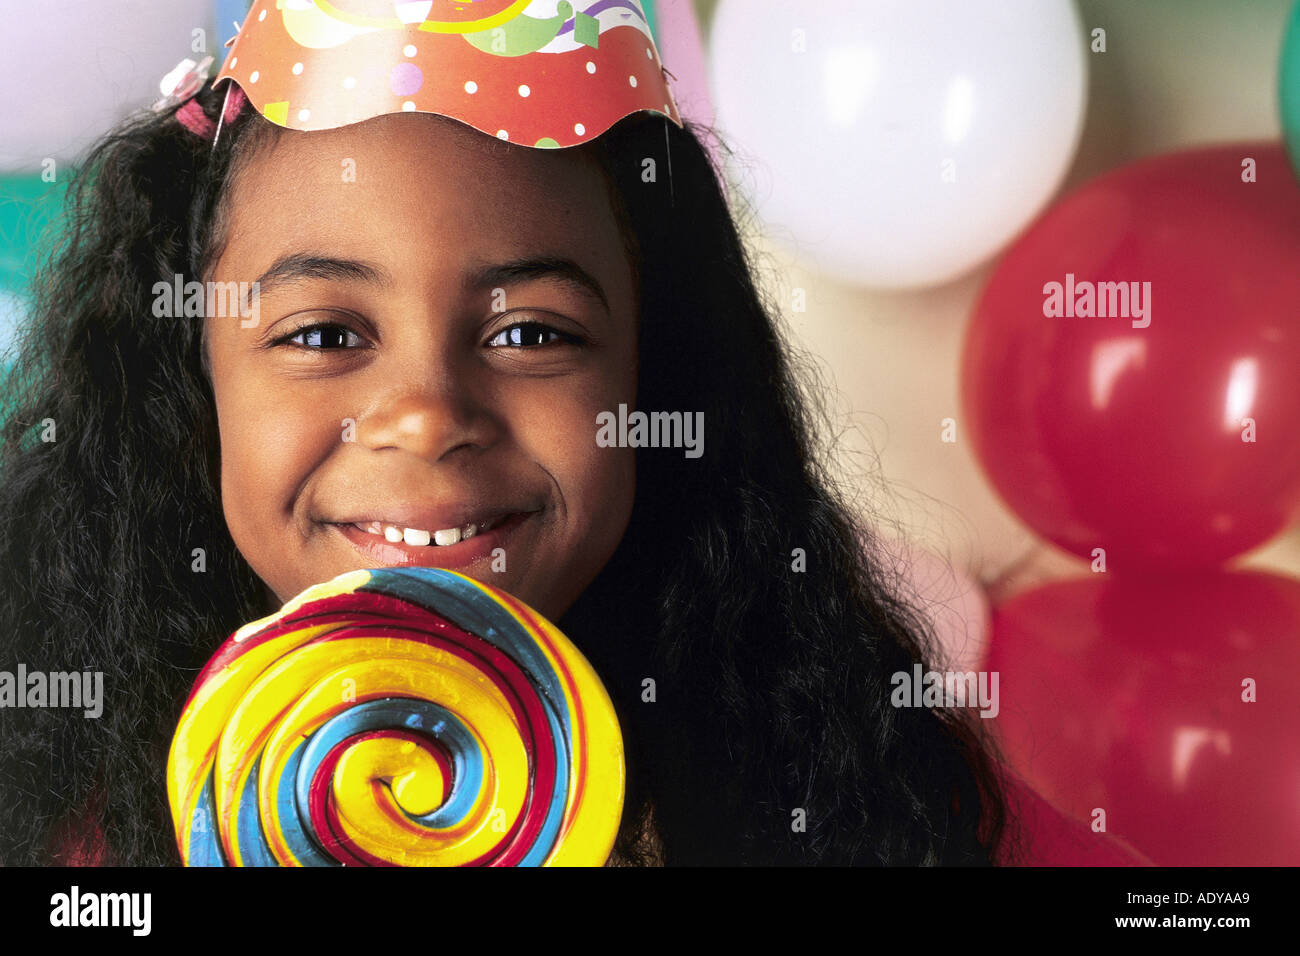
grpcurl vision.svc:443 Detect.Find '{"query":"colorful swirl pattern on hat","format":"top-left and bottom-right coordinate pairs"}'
top-left (166, 567), bottom-right (623, 866)
top-left (214, 0), bottom-right (683, 147)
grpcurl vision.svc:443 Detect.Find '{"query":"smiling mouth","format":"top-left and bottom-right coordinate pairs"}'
top-left (331, 511), bottom-right (536, 569)
top-left (349, 514), bottom-right (513, 548)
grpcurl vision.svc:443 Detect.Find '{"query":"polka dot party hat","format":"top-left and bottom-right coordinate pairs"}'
top-left (214, 0), bottom-right (684, 148)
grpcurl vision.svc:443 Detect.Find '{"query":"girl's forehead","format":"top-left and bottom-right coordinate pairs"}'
top-left (207, 112), bottom-right (633, 309)
top-left (246, 110), bottom-right (599, 182)
top-left (221, 112), bottom-right (613, 246)
top-left (227, 113), bottom-right (605, 224)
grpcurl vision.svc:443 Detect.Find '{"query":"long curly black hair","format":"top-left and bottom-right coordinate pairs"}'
top-left (0, 77), bottom-right (1016, 866)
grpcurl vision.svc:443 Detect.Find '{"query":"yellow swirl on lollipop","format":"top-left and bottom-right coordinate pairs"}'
top-left (166, 567), bottom-right (623, 866)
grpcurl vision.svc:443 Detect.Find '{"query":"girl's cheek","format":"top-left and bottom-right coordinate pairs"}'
top-left (218, 372), bottom-right (335, 512)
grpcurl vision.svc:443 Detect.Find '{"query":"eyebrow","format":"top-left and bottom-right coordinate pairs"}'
top-left (247, 251), bottom-right (610, 313)
top-left (465, 256), bottom-right (610, 314)
top-left (251, 253), bottom-right (392, 302)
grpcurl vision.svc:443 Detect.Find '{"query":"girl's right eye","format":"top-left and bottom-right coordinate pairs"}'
top-left (275, 322), bottom-right (367, 351)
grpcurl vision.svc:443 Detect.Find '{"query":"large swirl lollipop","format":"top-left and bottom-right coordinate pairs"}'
top-left (166, 567), bottom-right (623, 866)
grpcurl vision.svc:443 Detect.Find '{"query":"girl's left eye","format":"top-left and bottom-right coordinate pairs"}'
top-left (487, 321), bottom-right (582, 349)
top-left (276, 322), bottom-right (366, 350)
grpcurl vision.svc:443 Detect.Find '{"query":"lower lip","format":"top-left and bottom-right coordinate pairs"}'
top-left (332, 512), bottom-right (534, 570)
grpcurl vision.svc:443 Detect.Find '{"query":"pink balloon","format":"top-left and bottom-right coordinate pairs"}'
top-left (877, 538), bottom-right (990, 672)
top-left (986, 570), bottom-right (1300, 865)
top-left (652, 0), bottom-right (724, 174)
top-left (962, 142), bottom-right (1300, 568)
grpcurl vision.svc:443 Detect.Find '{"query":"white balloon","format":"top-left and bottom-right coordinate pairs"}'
top-left (0, 0), bottom-right (213, 172)
top-left (710, 0), bottom-right (1087, 289)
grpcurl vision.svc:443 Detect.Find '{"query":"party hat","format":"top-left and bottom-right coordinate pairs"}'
top-left (214, 0), bottom-right (684, 149)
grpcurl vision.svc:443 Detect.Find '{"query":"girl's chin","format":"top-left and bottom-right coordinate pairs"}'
top-left (256, 510), bottom-right (554, 615)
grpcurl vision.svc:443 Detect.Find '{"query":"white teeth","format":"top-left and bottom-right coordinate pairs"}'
top-left (403, 527), bottom-right (431, 547)
top-left (358, 517), bottom-right (505, 545)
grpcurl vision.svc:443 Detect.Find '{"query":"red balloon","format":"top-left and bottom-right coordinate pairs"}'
top-left (985, 571), bottom-right (1300, 866)
top-left (962, 142), bottom-right (1300, 567)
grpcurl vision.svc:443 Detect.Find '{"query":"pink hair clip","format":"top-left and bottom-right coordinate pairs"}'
top-left (176, 84), bottom-right (248, 140)
top-left (152, 54), bottom-right (245, 141)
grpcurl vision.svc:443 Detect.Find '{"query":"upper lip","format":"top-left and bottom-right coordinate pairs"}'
top-left (330, 505), bottom-right (535, 533)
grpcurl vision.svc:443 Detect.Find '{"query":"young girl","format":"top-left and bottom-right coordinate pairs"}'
top-left (0, 6), bottom-right (1143, 867)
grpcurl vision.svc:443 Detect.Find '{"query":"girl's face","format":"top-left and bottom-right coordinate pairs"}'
top-left (204, 113), bottom-right (638, 622)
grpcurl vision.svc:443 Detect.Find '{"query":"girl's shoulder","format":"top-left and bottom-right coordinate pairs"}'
top-left (995, 771), bottom-right (1154, 867)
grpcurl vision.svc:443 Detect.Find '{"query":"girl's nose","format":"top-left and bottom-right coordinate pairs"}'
top-left (354, 377), bottom-right (503, 463)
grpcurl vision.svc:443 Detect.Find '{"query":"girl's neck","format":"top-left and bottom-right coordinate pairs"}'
top-left (260, 582), bottom-right (282, 617)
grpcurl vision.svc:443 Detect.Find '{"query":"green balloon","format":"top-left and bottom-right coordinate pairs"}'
top-left (0, 172), bottom-right (70, 423)
top-left (0, 174), bottom-right (67, 292)
top-left (642, 0), bottom-right (658, 45)
top-left (1281, 0), bottom-right (1300, 181)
